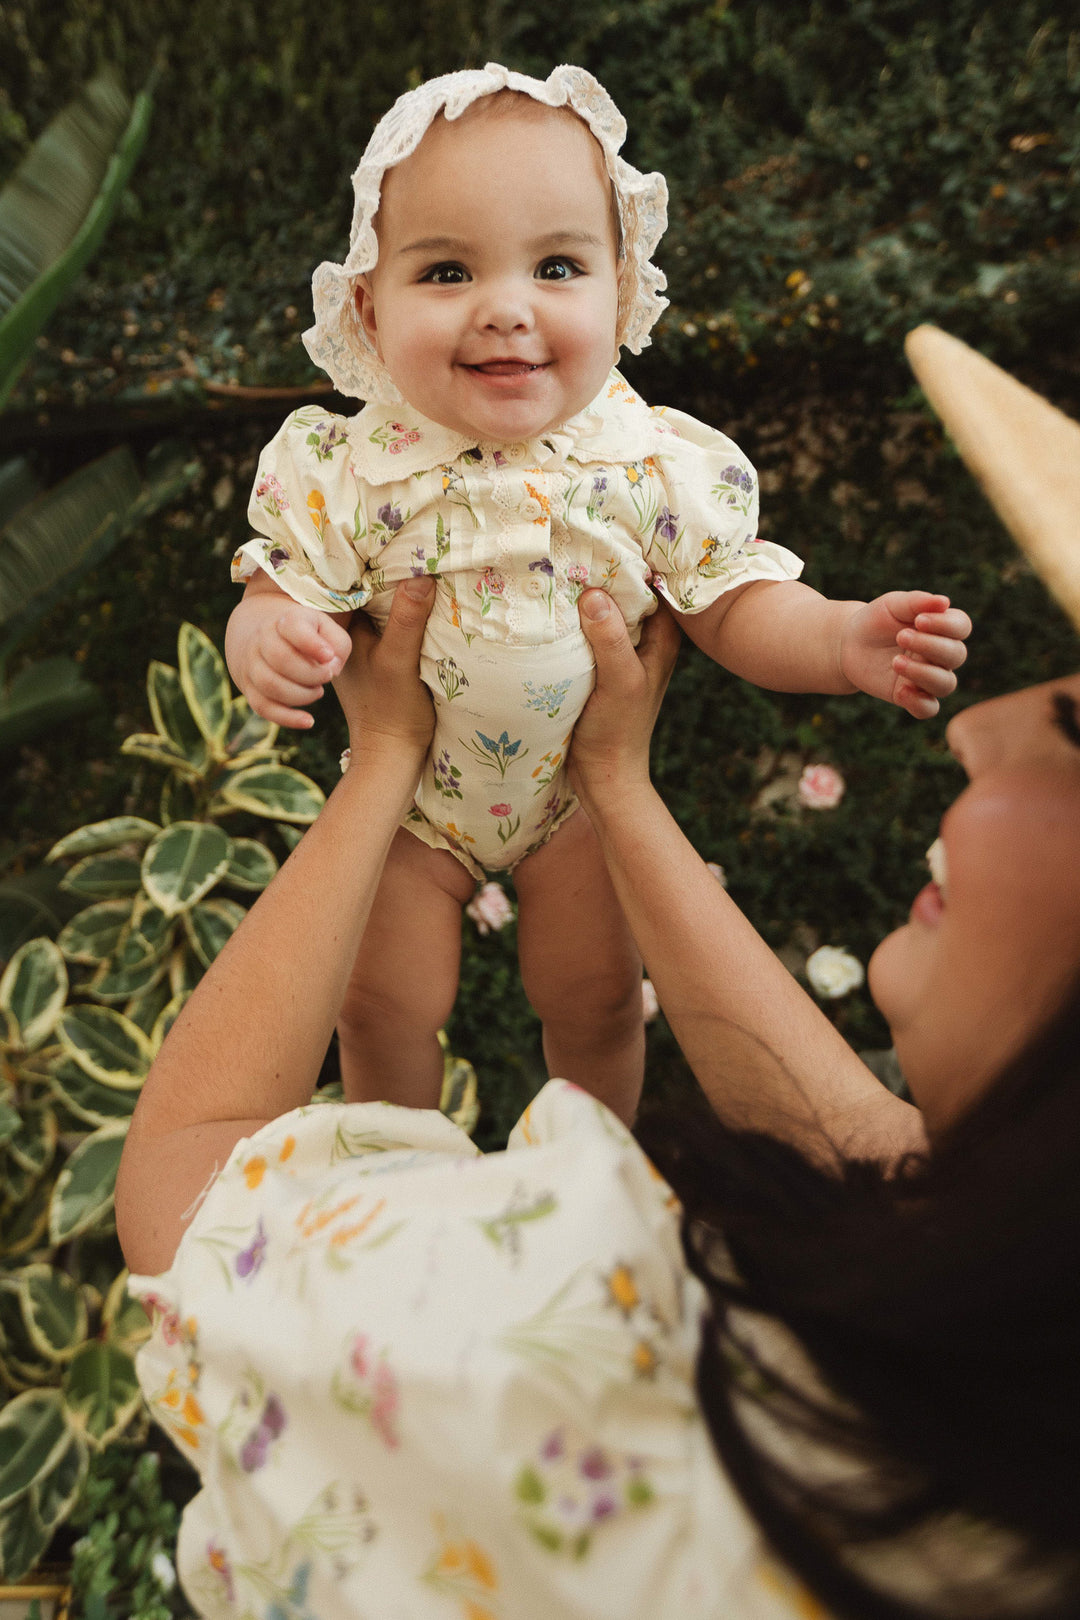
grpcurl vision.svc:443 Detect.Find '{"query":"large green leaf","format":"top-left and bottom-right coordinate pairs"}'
top-left (219, 763), bottom-right (326, 824)
top-left (225, 694), bottom-right (278, 757)
top-left (178, 621), bottom-right (231, 750)
top-left (0, 937), bottom-right (67, 1051)
top-left (4, 1098), bottom-right (57, 1177)
top-left (59, 851), bottom-right (143, 900)
top-left (87, 949), bottom-right (169, 1006)
top-left (182, 896), bottom-right (246, 969)
top-left (0, 73), bottom-right (153, 405)
top-left (29, 1424), bottom-right (87, 1535)
top-left (64, 1342), bottom-right (142, 1449)
top-left (48, 1124), bottom-right (127, 1244)
top-left (48, 815), bottom-right (160, 864)
top-left (0, 1389), bottom-right (69, 1510)
top-left (1, 1175), bottom-right (50, 1257)
top-left (0, 1489), bottom-right (51, 1580)
top-left (141, 821), bottom-right (231, 916)
top-left (147, 658), bottom-right (209, 768)
top-left (222, 836), bottom-right (279, 891)
top-left (57, 1004), bottom-right (153, 1088)
top-left (123, 974), bottom-right (174, 1038)
top-left (16, 1265), bottom-right (87, 1363)
top-left (121, 731), bottom-right (205, 780)
top-left (48, 1054), bottom-right (138, 1127)
top-left (0, 655), bottom-right (97, 754)
top-left (57, 898), bottom-right (134, 964)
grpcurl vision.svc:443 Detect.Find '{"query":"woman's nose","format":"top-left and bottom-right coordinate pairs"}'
top-left (944, 684), bottom-right (1040, 779)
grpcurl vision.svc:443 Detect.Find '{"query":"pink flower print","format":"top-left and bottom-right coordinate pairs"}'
top-left (542, 1429), bottom-right (565, 1462)
top-left (235, 1218), bottom-right (267, 1280)
top-left (579, 1447), bottom-right (612, 1481)
top-left (477, 567), bottom-right (505, 596)
top-left (350, 1334), bottom-right (370, 1378)
top-left (592, 1494), bottom-right (618, 1523)
top-left (255, 473), bottom-right (289, 515)
top-left (388, 422), bottom-right (421, 454)
top-left (489, 802), bottom-right (513, 818)
top-left (567, 563), bottom-right (589, 586)
top-left (207, 1541), bottom-right (235, 1603)
top-left (797, 763), bottom-right (846, 810)
top-left (370, 1360), bottom-right (401, 1449)
top-left (537, 791), bottom-right (562, 829)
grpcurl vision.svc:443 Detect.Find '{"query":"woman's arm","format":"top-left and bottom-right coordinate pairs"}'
top-left (115, 577), bottom-right (437, 1276)
top-left (570, 590), bottom-right (927, 1164)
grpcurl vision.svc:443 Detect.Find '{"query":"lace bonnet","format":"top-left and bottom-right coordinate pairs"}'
top-left (302, 62), bottom-right (669, 404)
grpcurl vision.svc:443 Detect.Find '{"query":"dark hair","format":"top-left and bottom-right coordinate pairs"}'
top-left (637, 982), bottom-right (1080, 1618)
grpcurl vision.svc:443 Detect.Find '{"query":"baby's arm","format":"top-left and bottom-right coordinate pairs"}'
top-left (679, 579), bottom-right (971, 718)
top-left (225, 571), bottom-right (355, 729)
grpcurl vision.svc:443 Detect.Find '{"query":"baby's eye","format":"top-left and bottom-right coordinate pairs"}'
top-left (421, 262), bottom-right (470, 285)
top-left (535, 257), bottom-right (582, 282)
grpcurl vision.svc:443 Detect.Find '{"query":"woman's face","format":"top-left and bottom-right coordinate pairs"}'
top-left (868, 672), bottom-right (1080, 1133)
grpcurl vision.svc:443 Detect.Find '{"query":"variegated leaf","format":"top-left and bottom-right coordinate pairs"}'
top-left (218, 764), bottom-right (325, 824)
top-left (0, 1389), bottom-right (70, 1511)
top-left (147, 658), bottom-right (208, 766)
top-left (87, 950), bottom-right (169, 1006)
top-left (57, 1005), bottom-right (153, 1088)
top-left (29, 1425), bottom-right (87, 1534)
top-left (49, 1125), bottom-right (127, 1244)
top-left (16, 1265), bottom-right (87, 1362)
top-left (178, 622), bottom-right (230, 750)
top-left (45, 817), bottom-right (159, 863)
top-left (225, 694), bottom-right (278, 756)
top-left (0, 938), bottom-right (67, 1051)
top-left (121, 733), bottom-right (204, 781)
top-left (63, 1342), bottom-right (143, 1449)
top-left (150, 990), bottom-right (188, 1052)
top-left (59, 852), bottom-right (142, 900)
top-left (182, 897), bottom-right (246, 969)
top-left (141, 821), bottom-right (231, 916)
top-left (57, 899), bottom-right (133, 965)
top-left (4, 1099), bottom-right (56, 1177)
top-left (48, 1055), bottom-right (138, 1126)
top-left (159, 771), bottom-right (198, 825)
top-left (222, 836), bottom-right (278, 891)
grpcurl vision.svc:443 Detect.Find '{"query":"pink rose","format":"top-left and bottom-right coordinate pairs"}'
top-left (705, 861), bottom-right (727, 887)
top-left (641, 979), bottom-right (660, 1023)
top-left (489, 803), bottom-right (513, 818)
top-left (465, 881), bottom-right (515, 936)
top-left (797, 763), bottom-right (846, 810)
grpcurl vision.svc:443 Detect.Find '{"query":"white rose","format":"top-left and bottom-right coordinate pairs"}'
top-left (151, 1551), bottom-right (177, 1592)
top-left (805, 945), bottom-right (865, 1000)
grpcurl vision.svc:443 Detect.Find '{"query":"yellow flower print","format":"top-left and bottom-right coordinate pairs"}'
top-left (295, 1192), bottom-right (362, 1239)
top-left (606, 1263), bottom-right (640, 1317)
top-left (329, 1198), bottom-right (386, 1248)
top-left (307, 488), bottom-right (329, 540)
top-left (626, 465), bottom-right (642, 485)
top-left (607, 376), bottom-right (629, 397)
top-left (426, 1522), bottom-right (500, 1616)
top-left (642, 456), bottom-right (659, 477)
top-left (278, 1135), bottom-right (296, 1164)
top-left (243, 1156), bottom-right (266, 1190)
top-left (440, 821), bottom-right (477, 848)
top-left (524, 480), bottom-right (550, 526)
top-left (157, 1369), bottom-right (205, 1450)
top-left (632, 1339), bottom-right (659, 1379)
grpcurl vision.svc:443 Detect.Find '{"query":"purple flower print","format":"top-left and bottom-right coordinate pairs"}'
top-left (580, 1447), bottom-right (612, 1480)
top-left (592, 473), bottom-right (608, 500)
top-left (654, 507), bottom-right (679, 544)
top-left (235, 1218), bottom-right (267, 1280)
top-left (720, 463), bottom-right (754, 494)
top-left (376, 502), bottom-right (404, 533)
top-left (240, 1393), bottom-right (286, 1472)
top-left (433, 750), bottom-right (463, 800)
top-left (410, 546), bottom-right (426, 577)
top-left (591, 1494), bottom-right (618, 1522)
top-left (529, 557), bottom-right (555, 577)
top-left (541, 1429), bottom-right (565, 1461)
top-left (268, 546), bottom-right (290, 571)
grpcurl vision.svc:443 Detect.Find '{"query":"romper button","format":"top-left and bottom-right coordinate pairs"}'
top-left (505, 442), bottom-right (526, 461)
top-left (524, 575), bottom-right (544, 598)
top-left (521, 497), bottom-right (543, 521)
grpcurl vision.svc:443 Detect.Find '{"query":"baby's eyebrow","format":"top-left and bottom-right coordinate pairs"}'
top-left (528, 230), bottom-right (609, 251)
top-left (396, 235), bottom-right (472, 258)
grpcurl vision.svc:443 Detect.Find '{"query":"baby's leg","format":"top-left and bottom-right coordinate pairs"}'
top-left (337, 827), bottom-right (475, 1108)
top-left (514, 810), bottom-right (645, 1124)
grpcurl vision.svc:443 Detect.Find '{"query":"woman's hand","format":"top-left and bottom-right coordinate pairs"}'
top-left (570, 590), bottom-right (681, 807)
top-left (333, 577), bottom-right (436, 764)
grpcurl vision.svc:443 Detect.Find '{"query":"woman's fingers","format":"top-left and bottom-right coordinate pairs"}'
top-left (374, 575), bottom-right (435, 675)
top-left (333, 580), bottom-right (436, 753)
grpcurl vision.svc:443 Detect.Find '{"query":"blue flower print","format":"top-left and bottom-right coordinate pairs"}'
top-left (713, 463), bottom-right (756, 516)
top-left (523, 679), bottom-right (571, 720)
top-left (463, 729), bottom-right (529, 779)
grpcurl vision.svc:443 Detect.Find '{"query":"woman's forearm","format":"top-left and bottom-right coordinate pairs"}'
top-left (581, 775), bottom-right (925, 1163)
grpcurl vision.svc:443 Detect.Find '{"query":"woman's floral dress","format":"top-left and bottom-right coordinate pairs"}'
top-left (132, 1081), bottom-right (832, 1620)
top-left (232, 371), bottom-right (802, 878)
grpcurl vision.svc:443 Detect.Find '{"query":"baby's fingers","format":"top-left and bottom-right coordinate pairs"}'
top-left (277, 608), bottom-right (347, 676)
top-left (895, 624), bottom-right (969, 671)
top-left (892, 652), bottom-right (959, 709)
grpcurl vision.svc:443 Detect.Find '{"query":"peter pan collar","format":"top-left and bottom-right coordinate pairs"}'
top-left (346, 369), bottom-right (663, 486)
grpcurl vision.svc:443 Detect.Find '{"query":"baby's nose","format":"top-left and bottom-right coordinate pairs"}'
top-left (476, 282), bottom-right (535, 333)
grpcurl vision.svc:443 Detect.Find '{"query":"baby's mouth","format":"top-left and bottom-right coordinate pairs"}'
top-left (465, 360), bottom-right (549, 376)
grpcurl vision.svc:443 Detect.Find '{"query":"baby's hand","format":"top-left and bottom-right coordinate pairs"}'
top-left (839, 591), bottom-right (971, 719)
top-left (225, 588), bottom-right (354, 729)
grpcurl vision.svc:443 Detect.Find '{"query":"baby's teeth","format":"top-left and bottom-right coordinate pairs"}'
top-left (925, 837), bottom-right (947, 894)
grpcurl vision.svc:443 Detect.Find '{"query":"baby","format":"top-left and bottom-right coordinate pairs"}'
top-left (226, 63), bottom-right (970, 1123)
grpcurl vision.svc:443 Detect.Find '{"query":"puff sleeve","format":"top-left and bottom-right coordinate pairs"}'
top-left (231, 408), bottom-right (373, 613)
top-left (642, 407), bottom-right (803, 613)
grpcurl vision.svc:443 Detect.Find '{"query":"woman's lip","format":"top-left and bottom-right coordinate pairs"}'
top-left (910, 881), bottom-right (944, 926)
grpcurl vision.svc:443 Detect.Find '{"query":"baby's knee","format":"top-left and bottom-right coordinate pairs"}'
top-left (338, 964), bottom-right (457, 1045)
top-left (522, 951), bottom-right (643, 1040)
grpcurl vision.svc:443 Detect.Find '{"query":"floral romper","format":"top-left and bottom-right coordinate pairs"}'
top-left (232, 370), bottom-right (802, 879)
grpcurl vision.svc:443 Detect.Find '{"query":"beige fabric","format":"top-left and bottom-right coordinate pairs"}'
top-left (905, 325), bottom-right (1080, 631)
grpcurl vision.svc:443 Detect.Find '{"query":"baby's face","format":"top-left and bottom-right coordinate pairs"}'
top-left (356, 100), bottom-right (621, 442)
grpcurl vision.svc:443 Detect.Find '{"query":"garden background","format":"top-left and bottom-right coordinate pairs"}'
top-left (1, 0), bottom-right (1078, 1610)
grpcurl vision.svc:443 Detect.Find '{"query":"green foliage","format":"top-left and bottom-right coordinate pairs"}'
top-left (0, 623), bottom-right (324, 1582)
top-left (68, 1446), bottom-right (193, 1619)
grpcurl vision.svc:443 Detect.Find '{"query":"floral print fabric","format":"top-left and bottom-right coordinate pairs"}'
top-left (131, 1080), bottom-right (832, 1620)
top-left (232, 371), bottom-right (802, 876)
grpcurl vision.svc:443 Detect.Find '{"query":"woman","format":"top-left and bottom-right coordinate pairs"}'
top-left (117, 328), bottom-right (1080, 1619)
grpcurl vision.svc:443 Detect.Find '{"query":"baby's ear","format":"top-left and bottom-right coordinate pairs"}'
top-left (353, 277), bottom-right (381, 355)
